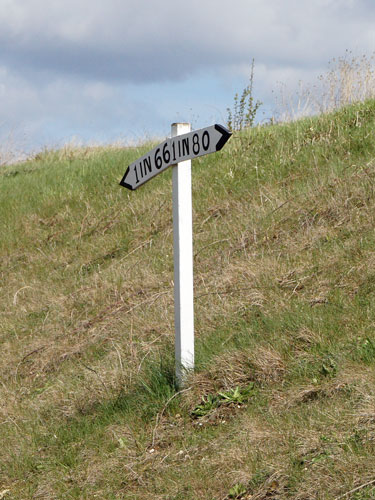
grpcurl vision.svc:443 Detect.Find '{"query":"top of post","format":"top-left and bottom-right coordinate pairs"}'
top-left (172, 122), bottom-right (191, 137)
top-left (171, 122), bottom-right (191, 127)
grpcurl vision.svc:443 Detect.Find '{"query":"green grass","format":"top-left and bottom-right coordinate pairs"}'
top-left (2, 101), bottom-right (375, 498)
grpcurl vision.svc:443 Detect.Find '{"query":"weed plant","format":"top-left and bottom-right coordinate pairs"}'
top-left (226, 59), bottom-right (262, 132)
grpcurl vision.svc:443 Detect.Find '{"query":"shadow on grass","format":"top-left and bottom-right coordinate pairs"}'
top-left (111, 353), bottom-right (178, 419)
top-left (47, 352), bottom-right (178, 450)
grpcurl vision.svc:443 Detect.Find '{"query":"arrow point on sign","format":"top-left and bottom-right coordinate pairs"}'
top-left (119, 166), bottom-right (134, 190)
top-left (214, 124), bottom-right (232, 151)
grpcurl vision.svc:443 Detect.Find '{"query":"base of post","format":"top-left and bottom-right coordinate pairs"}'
top-left (175, 361), bottom-right (194, 388)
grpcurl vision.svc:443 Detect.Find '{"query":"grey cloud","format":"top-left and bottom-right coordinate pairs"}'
top-left (0, 0), bottom-right (374, 84)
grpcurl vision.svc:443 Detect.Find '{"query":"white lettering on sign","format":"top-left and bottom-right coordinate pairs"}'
top-left (120, 124), bottom-right (231, 190)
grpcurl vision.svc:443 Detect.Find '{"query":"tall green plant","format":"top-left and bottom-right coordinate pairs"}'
top-left (227, 59), bottom-right (262, 132)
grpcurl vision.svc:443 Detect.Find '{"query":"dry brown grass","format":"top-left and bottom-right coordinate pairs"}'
top-left (275, 52), bottom-right (375, 122)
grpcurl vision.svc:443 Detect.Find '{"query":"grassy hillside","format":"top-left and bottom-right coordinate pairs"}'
top-left (2, 101), bottom-right (375, 499)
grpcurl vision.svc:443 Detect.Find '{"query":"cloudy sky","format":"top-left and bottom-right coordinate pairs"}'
top-left (0, 0), bottom-right (374, 156)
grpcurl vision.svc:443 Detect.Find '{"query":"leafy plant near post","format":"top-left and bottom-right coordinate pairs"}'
top-left (227, 59), bottom-right (262, 132)
top-left (190, 384), bottom-right (255, 418)
top-left (228, 482), bottom-right (248, 499)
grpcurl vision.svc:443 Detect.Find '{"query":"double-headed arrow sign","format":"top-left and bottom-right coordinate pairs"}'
top-left (119, 124), bottom-right (231, 190)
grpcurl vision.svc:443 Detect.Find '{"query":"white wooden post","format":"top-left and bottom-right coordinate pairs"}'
top-left (172, 122), bottom-right (194, 386)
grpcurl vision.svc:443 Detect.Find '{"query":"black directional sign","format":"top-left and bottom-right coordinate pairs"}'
top-left (119, 124), bottom-right (232, 190)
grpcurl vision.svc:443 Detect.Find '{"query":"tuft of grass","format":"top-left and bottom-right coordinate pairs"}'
top-left (275, 51), bottom-right (375, 121)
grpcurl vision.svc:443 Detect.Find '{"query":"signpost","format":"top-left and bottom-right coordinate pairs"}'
top-left (120, 123), bottom-right (232, 385)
